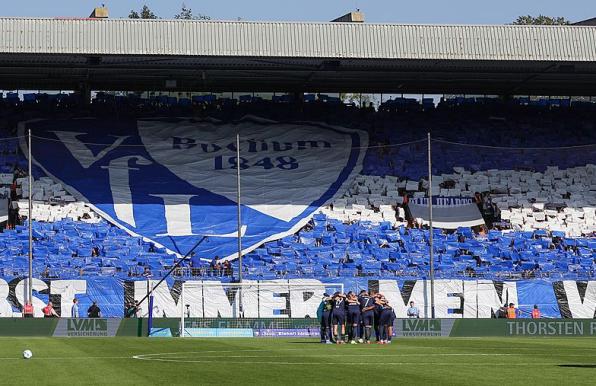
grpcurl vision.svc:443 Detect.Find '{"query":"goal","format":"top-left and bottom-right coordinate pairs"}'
top-left (178, 281), bottom-right (344, 337)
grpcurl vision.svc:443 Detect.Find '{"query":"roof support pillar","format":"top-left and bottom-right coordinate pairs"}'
top-left (78, 82), bottom-right (92, 106)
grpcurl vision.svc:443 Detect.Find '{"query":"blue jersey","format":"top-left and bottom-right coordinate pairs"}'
top-left (347, 298), bottom-right (360, 312)
top-left (333, 297), bottom-right (346, 313)
top-left (377, 303), bottom-right (392, 313)
top-left (359, 296), bottom-right (375, 313)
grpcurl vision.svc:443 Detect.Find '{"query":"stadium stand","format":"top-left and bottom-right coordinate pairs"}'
top-left (327, 165), bottom-right (596, 236)
top-left (0, 93), bottom-right (593, 283)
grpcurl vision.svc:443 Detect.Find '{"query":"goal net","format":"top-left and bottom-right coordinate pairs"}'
top-left (177, 280), bottom-right (344, 337)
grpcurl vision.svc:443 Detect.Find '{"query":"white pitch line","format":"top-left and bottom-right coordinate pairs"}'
top-left (0, 356), bottom-right (131, 361)
top-left (132, 352), bottom-right (594, 361)
top-left (135, 353), bottom-right (520, 359)
top-left (131, 347), bottom-right (596, 358)
top-left (130, 358), bottom-right (596, 366)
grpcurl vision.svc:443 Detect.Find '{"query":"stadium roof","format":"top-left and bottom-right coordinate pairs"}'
top-left (0, 18), bottom-right (595, 94)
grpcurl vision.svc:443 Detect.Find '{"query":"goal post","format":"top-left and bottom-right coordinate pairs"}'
top-left (178, 281), bottom-right (344, 338)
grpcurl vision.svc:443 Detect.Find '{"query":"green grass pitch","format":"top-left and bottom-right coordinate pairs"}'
top-left (0, 337), bottom-right (594, 385)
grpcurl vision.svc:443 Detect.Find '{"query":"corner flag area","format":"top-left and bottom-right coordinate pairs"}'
top-left (1, 337), bottom-right (594, 385)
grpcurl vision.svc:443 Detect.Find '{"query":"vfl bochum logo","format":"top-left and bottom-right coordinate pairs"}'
top-left (21, 117), bottom-right (368, 260)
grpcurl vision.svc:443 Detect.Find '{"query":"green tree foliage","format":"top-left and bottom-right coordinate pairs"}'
top-left (128, 5), bottom-right (158, 19)
top-left (512, 15), bottom-right (571, 25)
top-left (174, 3), bottom-right (211, 20)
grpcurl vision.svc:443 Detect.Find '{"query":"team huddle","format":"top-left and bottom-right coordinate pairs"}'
top-left (318, 291), bottom-right (396, 344)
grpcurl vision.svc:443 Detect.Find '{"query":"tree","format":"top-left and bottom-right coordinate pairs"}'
top-left (174, 2), bottom-right (210, 20)
top-left (512, 15), bottom-right (570, 25)
top-left (340, 93), bottom-right (373, 107)
top-left (128, 5), bottom-right (158, 19)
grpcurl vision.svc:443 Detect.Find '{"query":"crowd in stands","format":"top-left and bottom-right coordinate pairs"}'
top-left (244, 213), bottom-right (595, 281)
top-left (0, 92), bottom-right (593, 281)
top-left (2, 211), bottom-right (593, 281)
top-left (324, 165), bottom-right (596, 237)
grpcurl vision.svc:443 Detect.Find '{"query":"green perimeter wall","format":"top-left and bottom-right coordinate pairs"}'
top-left (0, 318), bottom-right (595, 338)
top-left (0, 318), bottom-right (59, 336)
top-left (449, 319), bottom-right (596, 337)
top-left (0, 318), bottom-right (143, 337)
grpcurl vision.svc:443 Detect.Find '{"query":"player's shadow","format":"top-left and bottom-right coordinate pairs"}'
top-left (558, 364), bottom-right (596, 368)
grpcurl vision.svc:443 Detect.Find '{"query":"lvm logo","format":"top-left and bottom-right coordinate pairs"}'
top-left (67, 319), bottom-right (108, 336)
top-left (401, 319), bottom-right (443, 336)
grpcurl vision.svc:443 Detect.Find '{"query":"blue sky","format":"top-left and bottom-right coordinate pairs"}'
top-left (3, 0), bottom-right (595, 24)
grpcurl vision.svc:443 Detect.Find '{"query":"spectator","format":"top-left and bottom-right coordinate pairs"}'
top-left (128, 267), bottom-right (139, 277)
top-left (125, 302), bottom-right (138, 318)
top-left (497, 304), bottom-right (508, 318)
top-left (407, 301), bottom-right (419, 318)
top-left (71, 298), bottom-right (79, 318)
top-left (223, 261), bottom-right (231, 277)
top-left (227, 261), bottom-right (234, 278)
top-left (415, 217), bottom-right (423, 229)
top-left (209, 256), bottom-right (219, 276)
top-left (23, 302), bottom-right (34, 318)
top-left (124, 302), bottom-right (131, 318)
top-left (531, 305), bottom-right (541, 319)
top-left (133, 301), bottom-right (141, 318)
top-left (506, 303), bottom-right (517, 319)
top-left (142, 266), bottom-right (153, 278)
top-left (42, 301), bottom-right (58, 318)
top-left (474, 192), bottom-right (483, 212)
top-left (87, 301), bottom-right (101, 318)
top-left (214, 262), bottom-right (223, 277)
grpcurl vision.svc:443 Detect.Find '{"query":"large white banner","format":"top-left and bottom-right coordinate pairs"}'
top-left (409, 197), bottom-right (485, 229)
top-left (0, 277), bottom-right (593, 319)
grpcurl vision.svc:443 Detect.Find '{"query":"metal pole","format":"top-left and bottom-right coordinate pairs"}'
top-left (476, 278), bottom-right (479, 319)
top-left (427, 132), bottom-right (435, 319)
top-left (147, 295), bottom-right (154, 337)
top-left (27, 128), bottom-right (33, 308)
top-left (236, 134), bottom-right (243, 315)
top-left (180, 282), bottom-right (185, 338)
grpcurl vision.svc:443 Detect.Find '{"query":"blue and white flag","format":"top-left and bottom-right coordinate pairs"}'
top-left (20, 116), bottom-right (368, 260)
top-left (408, 196), bottom-right (485, 229)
